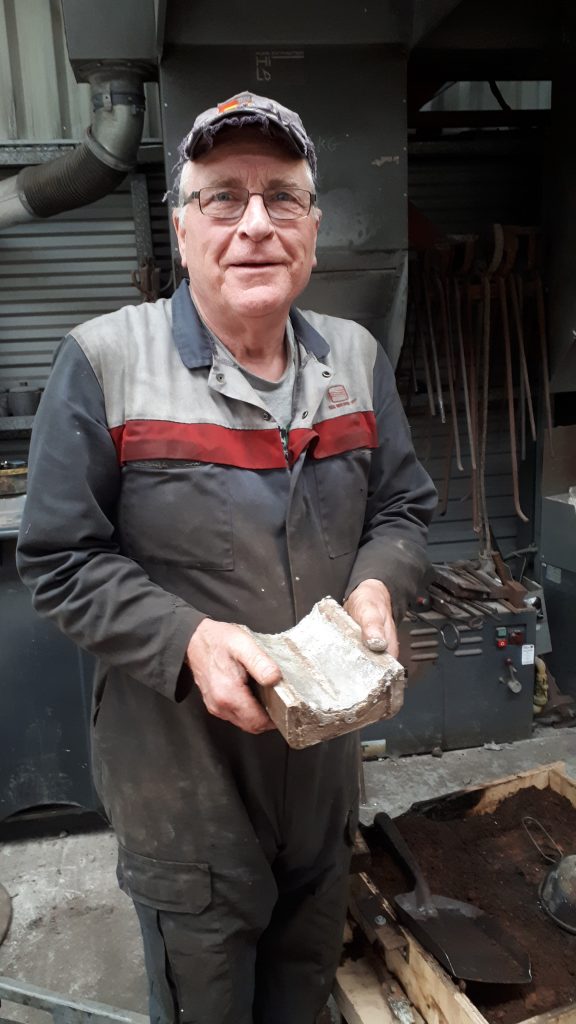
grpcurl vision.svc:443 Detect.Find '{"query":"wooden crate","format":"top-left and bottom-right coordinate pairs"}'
top-left (344, 762), bottom-right (576, 1024)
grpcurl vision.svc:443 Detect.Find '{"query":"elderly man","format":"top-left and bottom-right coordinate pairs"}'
top-left (17, 92), bottom-right (436, 1024)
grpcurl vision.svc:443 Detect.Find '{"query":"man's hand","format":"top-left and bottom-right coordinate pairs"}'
top-left (186, 619), bottom-right (282, 733)
top-left (344, 579), bottom-right (399, 659)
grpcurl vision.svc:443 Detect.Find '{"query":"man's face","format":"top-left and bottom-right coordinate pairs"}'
top-left (172, 132), bottom-right (320, 326)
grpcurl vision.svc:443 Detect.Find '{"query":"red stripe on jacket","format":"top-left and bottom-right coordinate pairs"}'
top-left (289, 411), bottom-right (378, 463)
top-left (110, 411), bottom-right (378, 469)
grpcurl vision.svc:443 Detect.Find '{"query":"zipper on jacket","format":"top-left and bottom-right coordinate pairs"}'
top-left (279, 426), bottom-right (290, 463)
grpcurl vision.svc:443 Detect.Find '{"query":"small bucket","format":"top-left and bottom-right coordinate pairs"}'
top-left (540, 855), bottom-right (576, 934)
top-left (8, 387), bottom-right (42, 416)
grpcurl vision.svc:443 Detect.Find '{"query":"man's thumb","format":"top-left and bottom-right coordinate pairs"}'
top-left (241, 638), bottom-right (282, 686)
top-left (360, 619), bottom-right (388, 652)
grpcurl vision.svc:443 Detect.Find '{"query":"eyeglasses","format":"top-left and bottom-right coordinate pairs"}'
top-left (183, 186), bottom-right (316, 222)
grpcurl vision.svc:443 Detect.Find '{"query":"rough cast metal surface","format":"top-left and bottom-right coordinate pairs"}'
top-left (250, 598), bottom-right (405, 749)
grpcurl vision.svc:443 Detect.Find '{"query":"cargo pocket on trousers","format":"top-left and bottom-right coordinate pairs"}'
top-left (117, 845), bottom-right (212, 914)
top-left (126, 849), bottom-right (234, 1024)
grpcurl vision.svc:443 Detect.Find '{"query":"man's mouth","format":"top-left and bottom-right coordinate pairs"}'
top-left (229, 260), bottom-right (282, 268)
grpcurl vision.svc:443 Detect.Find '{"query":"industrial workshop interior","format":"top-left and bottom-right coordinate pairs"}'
top-left (1, 1), bottom-right (576, 1023)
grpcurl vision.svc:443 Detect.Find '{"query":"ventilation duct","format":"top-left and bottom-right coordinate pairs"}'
top-left (0, 67), bottom-right (147, 229)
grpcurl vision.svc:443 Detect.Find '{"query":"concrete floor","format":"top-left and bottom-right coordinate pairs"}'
top-left (0, 723), bottom-right (575, 1022)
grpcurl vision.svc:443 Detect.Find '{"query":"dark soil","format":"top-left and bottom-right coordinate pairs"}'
top-left (362, 785), bottom-right (576, 1024)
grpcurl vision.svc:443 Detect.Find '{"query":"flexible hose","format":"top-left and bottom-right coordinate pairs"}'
top-left (17, 137), bottom-right (127, 217)
top-left (2, 72), bottom-right (146, 226)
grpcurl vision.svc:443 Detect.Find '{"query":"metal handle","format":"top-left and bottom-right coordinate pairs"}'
top-left (373, 811), bottom-right (437, 917)
top-left (499, 660), bottom-right (522, 694)
top-left (407, 611), bottom-right (460, 651)
top-left (522, 816), bottom-right (563, 864)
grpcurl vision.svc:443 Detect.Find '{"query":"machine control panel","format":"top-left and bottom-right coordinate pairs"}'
top-left (495, 625), bottom-right (527, 648)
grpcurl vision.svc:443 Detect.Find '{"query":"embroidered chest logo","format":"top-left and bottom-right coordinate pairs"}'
top-left (327, 384), bottom-right (356, 409)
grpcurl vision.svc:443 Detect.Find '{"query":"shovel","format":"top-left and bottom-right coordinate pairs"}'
top-left (374, 811), bottom-right (532, 985)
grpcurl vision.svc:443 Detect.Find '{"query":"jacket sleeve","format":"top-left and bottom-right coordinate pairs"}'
top-left (16, 336), bottom-right (205, 701)
top-left (345, 344), bottom-right (437, 619)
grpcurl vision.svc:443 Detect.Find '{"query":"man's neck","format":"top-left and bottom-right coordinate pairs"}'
top-left (191, 289), bottom-right (290, 381)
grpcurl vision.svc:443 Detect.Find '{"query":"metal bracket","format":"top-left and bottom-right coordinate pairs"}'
top-left (349, 876), bottom-right (409, 962)
top-left (357, 894), bottom-right (408, 954)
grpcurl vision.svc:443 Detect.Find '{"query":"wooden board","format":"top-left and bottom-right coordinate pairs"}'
top-left (352, 763), bottom-right (576, 1024)
top-left (334, 958), bottom-right (397, 1024)
top-left (466, 763), bottom-right (574, 817)
top-left (549, 766), bottom-right (576, 809)
top-left (350, 872), bottom-right (487, 1024)
top-left (522, 1011), bottom-right (576, 1024)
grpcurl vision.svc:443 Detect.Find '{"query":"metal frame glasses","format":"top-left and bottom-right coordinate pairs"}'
top-left (184, 186), bottom-right (316, 222)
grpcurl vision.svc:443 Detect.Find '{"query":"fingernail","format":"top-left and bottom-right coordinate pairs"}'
top-left (366, 637), bottom-right (388, 652)
top-left (262, 665), bottom-right (280, 682)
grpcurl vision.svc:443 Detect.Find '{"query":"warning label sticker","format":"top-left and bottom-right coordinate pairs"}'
top-left (522, 644), bottom-right (535, 666)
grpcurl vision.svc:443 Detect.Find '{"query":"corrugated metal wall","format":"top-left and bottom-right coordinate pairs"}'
top-left (409, 411), bottom-right (522, 562)
top-left (422, 80), bottom-right (551, 113)
top-left (0, 0), bottom-right (164, 393)
top-left (409, 138), bottom-right (542, 235)
top-left (0, 177), bottom-right (142, 390)
top-left (0, 0), bottom-right (161, 141)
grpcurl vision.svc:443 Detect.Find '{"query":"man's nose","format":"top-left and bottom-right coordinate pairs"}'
top-left (237, 194), bottom-right (274, 238)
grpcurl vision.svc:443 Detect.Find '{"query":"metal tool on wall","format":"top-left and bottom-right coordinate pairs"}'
top-left (406, 223), bottom-right (554, 583)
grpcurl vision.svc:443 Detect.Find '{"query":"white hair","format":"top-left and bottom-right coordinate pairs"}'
top-left (172, 133), bottom-right (317, 214)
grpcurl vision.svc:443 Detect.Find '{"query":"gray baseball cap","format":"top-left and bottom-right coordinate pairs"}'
top-left (181, 91), bottom-right (317, 178)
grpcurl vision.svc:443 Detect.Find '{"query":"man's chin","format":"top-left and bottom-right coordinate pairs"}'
top-left (222, 283), bottom-right (294, 318)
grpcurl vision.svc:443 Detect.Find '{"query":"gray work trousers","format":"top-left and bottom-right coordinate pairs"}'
top-left (133, 864), bottom-right (349, 1024)
top-left (110, 712), bottom-right (358, 1024)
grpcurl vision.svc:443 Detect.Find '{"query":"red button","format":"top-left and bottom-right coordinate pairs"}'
top-left (497, 639), bottom-right (508, 649)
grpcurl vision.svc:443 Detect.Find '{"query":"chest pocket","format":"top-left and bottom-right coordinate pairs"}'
top-left (117, 460), bottom-right (233, 570)
top-left (312, 449), bottom-right (370, 558)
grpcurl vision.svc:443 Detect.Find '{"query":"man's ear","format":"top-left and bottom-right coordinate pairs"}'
top-left (312, 207), bottom-right (322, 268)
top-left (172, 208), bottom-right (188, 269)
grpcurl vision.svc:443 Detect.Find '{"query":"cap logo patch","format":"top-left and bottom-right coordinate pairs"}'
top-left (218, 93), bottom-right (253, 114)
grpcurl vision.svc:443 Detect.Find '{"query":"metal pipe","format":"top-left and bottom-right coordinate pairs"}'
top-left (0, 70), bottom-right (146, 229)
top-left (499, 276), bottom-right (529, 524)
top-left (454, 278), bottom-right (476, 471)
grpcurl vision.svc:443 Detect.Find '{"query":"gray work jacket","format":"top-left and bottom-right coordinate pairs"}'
top-left (17, 282), bottom-right (436, 903)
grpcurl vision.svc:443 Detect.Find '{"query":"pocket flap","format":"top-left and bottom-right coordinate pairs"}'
top-left (117, 845), bottom-right (212, 914)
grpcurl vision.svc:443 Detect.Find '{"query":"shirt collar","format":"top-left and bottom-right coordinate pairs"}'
top-left (171, 279), bottom-right (330, 369)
